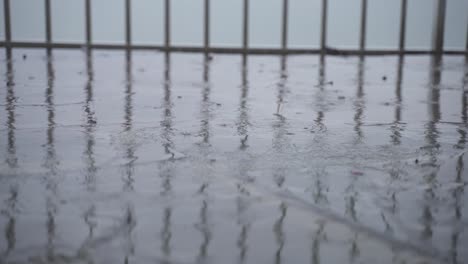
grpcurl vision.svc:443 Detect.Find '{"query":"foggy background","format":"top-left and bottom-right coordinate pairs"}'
top-left (0, 0), bottom-right (467, 49)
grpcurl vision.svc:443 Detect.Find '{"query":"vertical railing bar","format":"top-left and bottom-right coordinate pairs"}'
top-left (85, 0), bottom-right (92, 45)
top-left (320, 0), bottom-right (328, 54)
top-left (204, 0), bottom-right (210, 51)
top-left (281, 0), bottom-right (289, 51)
top-left (4, 0), bottom-right (12, 44)
top-left (242, 0), bottom-right (249, 52)
top-left (165, 0), bottom-right (170, 49)
top-left (466, 20), bottom-right (468, 53)
top-left (433, 0), bottom-right (446, 54)
top-left (45, 0), bottom-right (52, 44)
top-left (125, 0), bottom-right (131, 47)
top-left (399, 0), bottom-right (407, 53)
top-left (359, 0), bottom-right (367, 52)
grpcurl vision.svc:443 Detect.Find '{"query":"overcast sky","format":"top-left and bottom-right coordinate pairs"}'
top-left (1, 0), bottom-right (467, 49)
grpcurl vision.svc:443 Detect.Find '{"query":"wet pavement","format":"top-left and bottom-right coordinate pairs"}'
top-left (0, 48), bottom-right (467, 264)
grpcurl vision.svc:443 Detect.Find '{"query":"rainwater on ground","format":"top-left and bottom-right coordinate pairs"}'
top-left (0, 48), bottom-right (467, 264)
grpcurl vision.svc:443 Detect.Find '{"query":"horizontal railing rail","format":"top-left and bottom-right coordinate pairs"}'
top-left (1, 0), bottom-right (467, 55)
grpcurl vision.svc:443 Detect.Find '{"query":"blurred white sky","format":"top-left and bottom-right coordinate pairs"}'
top-left (0, 0), bottom-right (466, 49)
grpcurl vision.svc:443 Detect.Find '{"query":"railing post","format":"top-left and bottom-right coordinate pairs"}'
top-left (465, 16), bottom-right (468, 54)
top-left (281, 0), bottom-right (289, 51)
top-left (165, 0), bottom-right (170, 50)
top-left (399, 0), bottom-right (407, 53)
top-left (4, 0), bottom-right (12, 44)
top-left (204, 0), bottom-right (210, 52)
top-left (242, 0), bottom-right (249, 52)
top-left (320, 0), bottom-right (328, 54)
top-left (359, 0), bottom-right (367, 52)
top-left (125, 0), bottom-right (131, 47)
top-left (85, 0), bottom-right (92, 45)
top-left (433, 0), bottom-right (446, 54)
top-left (45, 0), bottom-right (52, 45)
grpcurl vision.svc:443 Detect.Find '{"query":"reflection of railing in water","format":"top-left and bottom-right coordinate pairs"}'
top-left (452, 154), bottom-right (464, 263)
top-left (1, 185), bottom-right (17, 258)
top-left (236, 56), bottom-right (251, 264)
top-left (420, 56), bottom-right (442, 242)
top-left (391, 56), bottom-right (404, 146)
top-left (122, 50), bottom-right (136, 191)
top-left (1, 50), bottom-right (468, 263)
top-left (385, 57), bottom-right (405, 237)
top-left (353, 57), bottom-right (365, 142)
top-left (159, 53), bottom-right (173, 264)
top-left (43, 50), bottom-right (58, 262)
top-left (200, 55), bottom-right (211, 144)
top-left (196, 54), bottom-right (213, 264)
top-left (238, 56), bottom-right (250, 149)
top-left (1, 0), bottom-right (467, 55)
top-left (454, 68), bottom-right (467, 264)
top-left (83, 50), bottom-right (97, 191)
top-left (5, 50), bottom-right (16, 169)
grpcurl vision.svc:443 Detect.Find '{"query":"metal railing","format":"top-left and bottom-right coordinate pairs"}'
top-left (1, 0), bottom-right (467, 55)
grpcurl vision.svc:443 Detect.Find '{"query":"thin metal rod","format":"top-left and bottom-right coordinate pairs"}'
top-left (465, 19), bottom-right (468, 53)
top-left (45, 0), bottom-right (52, 43)
top-left (281, 0), bottom-right (289, 50)
top-left (433, 0), bottom-right (447, 54)
top-left (165, 0), bottom-right (170, 48)
top-left (125, 0), bottom-right (131, 46)
top-left (4, 0), bottom-right (12, 43)
top-left (85, 0), bottom-right (92, 45)
top-left (242, 0), bottom-right (249, 52)
top-left (320, 0), bottom-right (328, 52)
top-left (399, 0), bottom-right (407, 53)
top-left (1, 41), bottom-right (467, 56)
top-left (359, 0), bottom-right (367, 51)
top-left (204, 0), bottom-right (210, 51)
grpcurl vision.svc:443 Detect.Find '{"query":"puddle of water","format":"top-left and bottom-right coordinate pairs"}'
top-left (0, 48), bottom-right (467, 264)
